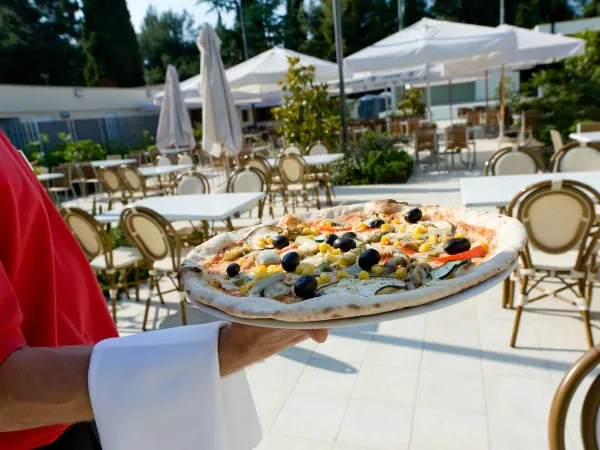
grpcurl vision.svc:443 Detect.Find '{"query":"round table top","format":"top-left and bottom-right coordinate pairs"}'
top-left (37, 173), bottom-right (64, 181)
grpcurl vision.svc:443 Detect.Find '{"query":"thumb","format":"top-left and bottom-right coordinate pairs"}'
top-left (304, 329), bottom-right (329, 343)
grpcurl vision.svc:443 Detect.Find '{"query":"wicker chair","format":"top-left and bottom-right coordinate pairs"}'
top-left (283, 144), bottom-right (303, 156)
top-left (174, 171), bottom-right (210, 195)
top-left (549, 130), bottom-right (564, 154)
top-left (551, 142), bottom-right (600, 173)
top-left (97, 167), bottom-right (126, 210)
top-left (120, 206), bottom-right (190, 331)
top-left (577, 122), bottom-right (600, 133)
top-left (61, 207), bottom-right (142, 322)
top-left (413, 128), bottom-right (439, 172)
top-left (119, 165), bottom-right (164, 201)
top-left (306, 141), bottom-right (335, 206)
top-left (484, 146), bottom-right (546, 176)
top-left (442, 125), bottom-right (475, 170)
top-left (244, 155), bottom-right (286, 218)
top-left (506, 180), bottom-right (600, 349)
top-left (277, 154), bottom-right (321, 212)
top-left (47, 165), bottom-right (76, 204)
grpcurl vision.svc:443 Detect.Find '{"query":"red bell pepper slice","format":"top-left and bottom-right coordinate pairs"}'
top-left (434, 244), bottom-right (487, 264)
top-left (398, 247), bottom-right (416, 256)
top-left (317, 225), bottom-right (352, 232)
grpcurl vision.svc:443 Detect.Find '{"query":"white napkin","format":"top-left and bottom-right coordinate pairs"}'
top-left (88, 322), bottom-right (262, 450)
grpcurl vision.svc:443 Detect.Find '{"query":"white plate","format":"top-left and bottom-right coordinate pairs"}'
top-left (186, 258), bottom-right (518, 329)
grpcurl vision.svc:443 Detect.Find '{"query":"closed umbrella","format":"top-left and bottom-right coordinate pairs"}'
top-left (156, 65), bottom-right (196, 151)
top-left (198, 24), bottom-right (242, 162)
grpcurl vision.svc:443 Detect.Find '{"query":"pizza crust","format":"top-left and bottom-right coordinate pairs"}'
top-left (179, 200), bottom-right (527, 322)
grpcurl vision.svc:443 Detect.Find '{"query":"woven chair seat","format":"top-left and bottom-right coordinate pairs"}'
top-left (90, 247), bottom-right (143, 270)
top-left (153, 247), bottom-right (193, 272)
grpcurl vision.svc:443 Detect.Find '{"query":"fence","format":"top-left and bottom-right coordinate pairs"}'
top-left (0, 114), bottom-right (160, 153)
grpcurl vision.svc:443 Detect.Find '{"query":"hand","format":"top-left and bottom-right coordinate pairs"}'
top-left (218, 323), bottom-right (328, 376)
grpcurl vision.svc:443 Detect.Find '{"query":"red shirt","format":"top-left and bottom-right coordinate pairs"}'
top-left (0, 132), bottom-right (118, 448)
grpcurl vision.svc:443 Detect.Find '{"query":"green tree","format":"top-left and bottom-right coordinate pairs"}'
top-left (298, 0), bottom-right (329, 59)
top-left (584, 0), bottom-right (600, 16)
top-left (281, 0), bottom-right (306, 50)
top-left (403, 0), bottom-right (428, 28)
top-left (271, 56), bottom-right (341, 150)
top-left (82, 0), bottom-right (145, 86)
top-left (138, 7), bottom-right (199, 84)
top-left (215, 13), bottom-right (244, 66)
top-left (0, 0), bottom-right (85, 85)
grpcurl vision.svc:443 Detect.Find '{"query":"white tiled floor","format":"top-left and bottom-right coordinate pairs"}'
top-left (83, 139), bottom-right (600, 449)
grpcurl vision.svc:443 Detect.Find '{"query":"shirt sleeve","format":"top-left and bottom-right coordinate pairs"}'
top-left (0, 261), bottom-right (26, 364)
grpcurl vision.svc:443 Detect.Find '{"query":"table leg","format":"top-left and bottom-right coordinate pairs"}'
top-left (224, 217), bottom-right (234, 231)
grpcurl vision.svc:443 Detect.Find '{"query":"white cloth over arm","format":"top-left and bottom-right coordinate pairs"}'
top-left (88, 322), bottom-right (262, 450)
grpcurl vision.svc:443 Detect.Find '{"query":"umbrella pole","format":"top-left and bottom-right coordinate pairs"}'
top-left (498, 64), bottom-right (505, 149)
top-left (485, 70), bottom-right (489, 109)
top-left (332, 0), bottom-right (347, 147)
top-left (426, 62), bottom-right (432, 123)
top-left (448, 79), bottom-right (453, 125)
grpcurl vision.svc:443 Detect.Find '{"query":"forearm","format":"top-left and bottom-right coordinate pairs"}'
top-left (0, 346), bottom-right (94, 432)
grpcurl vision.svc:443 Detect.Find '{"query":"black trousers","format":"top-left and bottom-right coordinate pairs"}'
top-left (38, 422), bottom-right (102, 450)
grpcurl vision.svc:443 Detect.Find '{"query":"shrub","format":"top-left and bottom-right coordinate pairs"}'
top-left (330, 133), bottom-right (413, 185)
top-left (57, 133), bottom-right (106, 162)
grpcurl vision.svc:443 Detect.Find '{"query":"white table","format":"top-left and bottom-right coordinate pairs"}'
top-left (569, 132), bottom-right (600, 144)
top-left (37, 173), bottom-right (64, 181)
top-left (138, 164), bottom-right (194, 177)
top-left (266, 153), bottom-right (344, 167)
top-left (95, 193), bottom-right (265, 229)
top-left (159, 148), bottom-right (192, 156)
top-left (90, 159), bottom-right (137, 168)
top-left (461, 171), bottom-right (600, 208)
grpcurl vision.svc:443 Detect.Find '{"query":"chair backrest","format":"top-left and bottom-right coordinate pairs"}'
top-left (551, 142), bottom-right (600, 173)
top-left (577, 122), bottom-right (600, 133)
top-left (283, 144), bottom-right (303, 155)
top-left (129, 151), bottom-right (146, 166)
top-left (226, 167), bottom-right (265, 193)
top-left (445, 126), bottom-right (468, 150)
top-left (50, 165), bottom-right (72, 188)
top-left (406, 117), bottom-right (420, 134)
top-left (60, 207), bottom-right (113, 267)
top-left (307, 141), bottom-right (330, 156)
top-left (106, 154), bottom-right (121, 160)
top-left (78, 163), bottom-right (97, 180)
top-left (389, 119), bottom-right (402, 136)
top-left (119, 165), bottom-right (145, 194)
top-left (549, 344), bottom-right (600, 450)
top-left (244, 155), bottom-right (272, 181)
top-left (485, 110), bottom-right (499, 126)
top-left (549, 130), bottom-right (564, 154)
top-left (156, 155), bottom-right (171, 166)
top-left (414, 128), bottom-right (437, 152)
top-left (483, 146), bottom-right (545, 176)
top-left (522, 110), bottom-right (542, 130)
top-left (175, 171), bottom-right (210, 195)
top-left (466, 111), bottom-right (480, 126)
top-left (97, 167), bottom-right (123, 194)
top-left (178, 154), bottom-right (194, 166)
top-left (277, 153), bottom-right (308, 185)
top-left (507, 180), bottom-right (600, 270)
top-left (120, 206), bottom-right (181, 272)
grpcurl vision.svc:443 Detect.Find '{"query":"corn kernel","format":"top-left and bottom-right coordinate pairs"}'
top-left (325, 221), bottom-right (332, 227)
top-left (391, 218), bottom-right (400, 224)
top-left (380, 235), bottom-right (389, 245)
top-left (395, 267), bottom-right (408, 279)
top-left (324, 231), bottom-right (331, 236)
top-left (302, 227), bottom-right (311, 235)
top-left (478, 242), bottom-right (489, 252)
top-left (319, 243), bottom-right (331, 253)
top-left (428, 234), bottom-right (439, 244)
top-left (257, 236), bottom-right (266, 243)
top-left (358, 270), bottom-right (370, 280)
top-left (454, 232), bottom-right (466, 239)
top-left (381, 224), bottom-right (390, 231)
top-left (337, 270), bottom-right (350, 279)
top-left (412, 232), bottom-right (423, 240)
top-left (400, 226), bottom-right (407, 232)
top-left (303, 265), bottom-right (314, 275)
top-left (306, 234), bottom-right (315, 239)
top-left (254, 264), bottom-right (267, 274)
top-left (338, 257), bottom-right (350, 266)
top-left (295, 264), bottom-right (305, 274)
top-left (356, 223), bottom-right (367, 230)
top-left (393, 240), bottom-right (402, 247)
top-left (239, 281), bottom-right (255, 293)
top-left (267, 265), bottom-right (276, 274)
top-left (330, 248), bottom-right (342, 255)
top-left (419, 242), bottom-right (431, 253)
top-left (254, 272), bottom-right (267, 280)
top-left (266, 237), bottom-right (273, 245)
top-left (415, 225), bottom-right (427, 234)
top-left (238, 257), bottom-right (246, 265)
top-left (371, 265), bottom-right (384, 275)
top-left (256, 242), bottom-right (266, 249)
top-left (319, 273), bottom-right (331, 284)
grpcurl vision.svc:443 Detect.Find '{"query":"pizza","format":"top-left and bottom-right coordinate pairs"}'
top-left (179, 200), bottom-right (526, 322)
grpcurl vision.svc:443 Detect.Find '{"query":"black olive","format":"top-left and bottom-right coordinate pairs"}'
top-left (325, 233), bottom-right (338, 246)
top-left (404, 208), bottom-right (423, 223)
top-left (333, 237), bottom-right (357, 252)
top-left (367, 219), bottom-right (385, 228)
top-left (358, 248), bottom-right (381, 271)
top-left (281, 252), bottom-right (300, 272)
top-left (226, 263), bottom-right (240, 277)
top-left (293, 275), bottom-right (318, 299)
top-left (342, 231), bottom-right (357, 239)
top-left (444, 238), bottom-right (471, 255)
top-left (272, 235), bottom-right (290, 250)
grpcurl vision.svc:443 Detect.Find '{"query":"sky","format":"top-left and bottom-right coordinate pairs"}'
top-left (126, 0), bottom-right (236, 32)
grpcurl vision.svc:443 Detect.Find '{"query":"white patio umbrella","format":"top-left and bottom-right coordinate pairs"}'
top-left (155, 65), bottom-right (196, 150)
top-left (344, 18), bottom-right (518, 120)
top-left (197, 24), bottom-right (242, 162)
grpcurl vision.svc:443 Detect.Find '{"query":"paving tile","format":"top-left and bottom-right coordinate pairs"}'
top-left (364, 334), bottom-right (423, 369)
top-left (478, 317), bottom-right (540, 349)
top-left (247, 355), bottom-right (307, 391)
top-left (336, 399), bottom-right (412, 449)
top-left (484, 376), bottom-right (556, 421)
top-left (410, 407), bottom-right (489, 450)
top-left (295, 359), bottom-right (360, 397)
top-left (481, 345), bottom-right (551, 381)
top-left (311, 333), bottom-right (372, 365)
top-left (377, 315), bottom-right (427, 338)
top-left (251, 387), bottom-right (291, 431)
top-left (424, 317), bottom-right (480, 347)
top-left (421, 342), bottom-right (482, 374)
top-left (487, 416), bottom-right (548, 450)
top-left (270, 391), bottom-right (348, 443)
top-left (352, 364), bottom-right (419, 405)
top-left (416, 369), bottom-right (486, 414)
top-left (255, 434), bottom-right (332, 450)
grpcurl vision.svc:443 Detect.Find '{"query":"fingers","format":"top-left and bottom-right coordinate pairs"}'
top-left (304, 329), bottom-right (329, 343)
